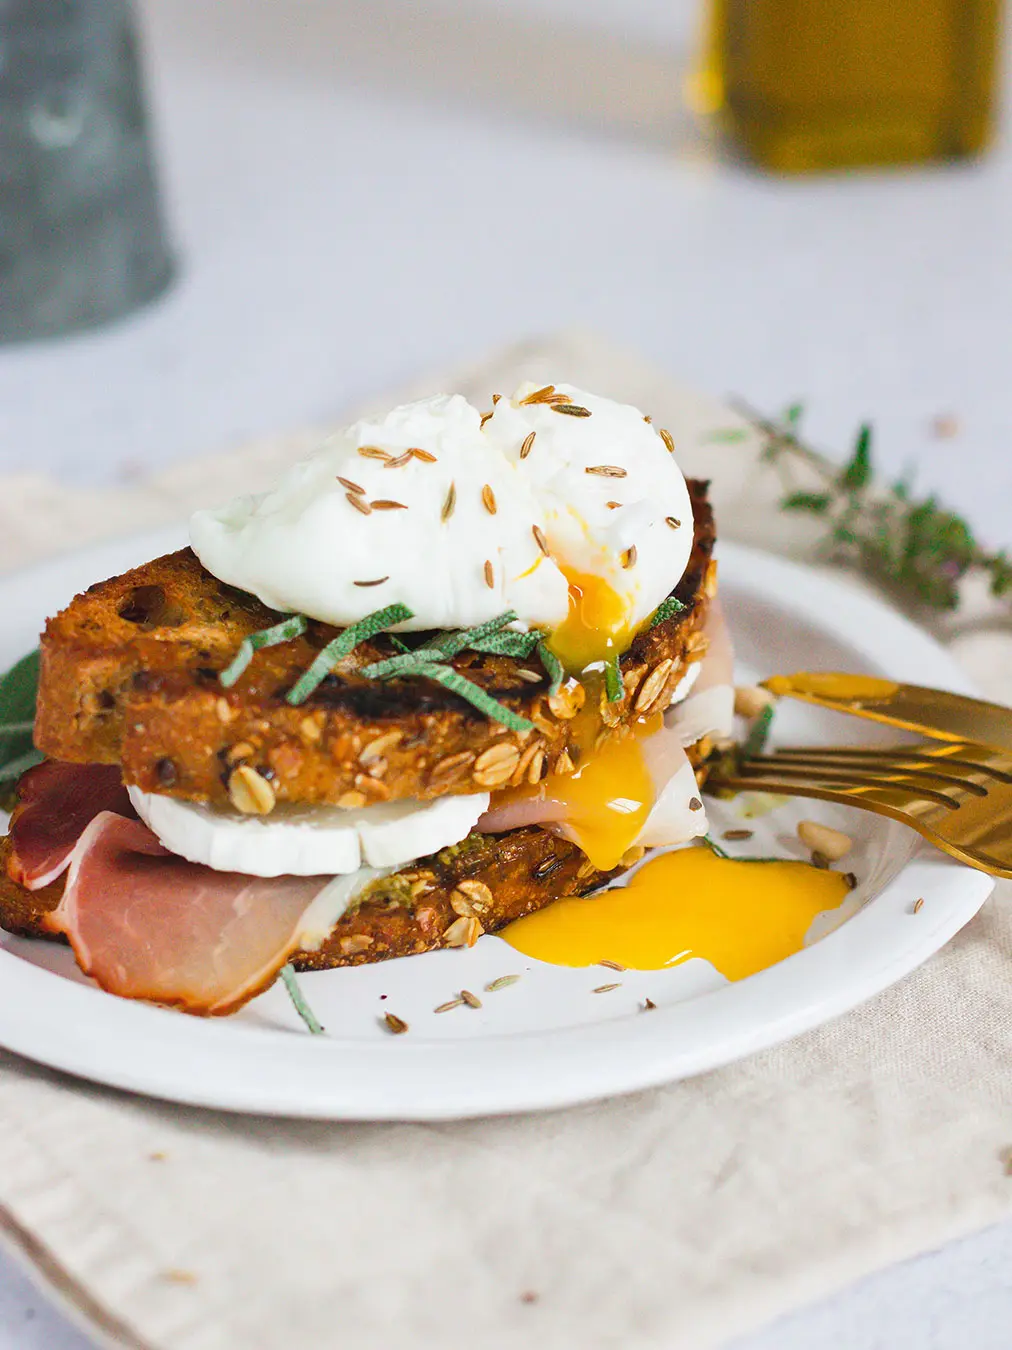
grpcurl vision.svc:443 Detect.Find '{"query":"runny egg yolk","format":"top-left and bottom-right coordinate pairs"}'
top-left (547, 564), bottom-right (636, 675)
top-left (502, 847), bottom-right (850, 979)
top-left (514, 562), bottom-right (657, 872)
top-left (490, 691), bottom-right (663, 873)
top-left (546, 718), bottom-right (658, 872)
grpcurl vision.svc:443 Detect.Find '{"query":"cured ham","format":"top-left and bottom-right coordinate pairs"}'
top-left (48, 813), bottom-right (336, 1015)
top-left (7, 761), bottom-right (135, 891)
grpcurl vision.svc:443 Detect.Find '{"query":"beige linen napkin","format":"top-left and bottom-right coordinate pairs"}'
top-left (1, 332), bottom-right (1011, 1350)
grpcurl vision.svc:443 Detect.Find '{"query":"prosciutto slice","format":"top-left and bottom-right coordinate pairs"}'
top-left (48, 813), bottom-right (334, 1015)
top-left (8, 761), bottom-right (135, 891)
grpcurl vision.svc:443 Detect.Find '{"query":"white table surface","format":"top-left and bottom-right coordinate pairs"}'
top-left (1, 0), bottom-right (1011, 1346)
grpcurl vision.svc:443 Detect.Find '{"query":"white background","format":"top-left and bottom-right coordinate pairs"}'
top-left (1, 0), bottom-right (1011, 1345)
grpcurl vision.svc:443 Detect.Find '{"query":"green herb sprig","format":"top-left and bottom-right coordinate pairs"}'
top-left (734, 402), bottom-right (1012, 617)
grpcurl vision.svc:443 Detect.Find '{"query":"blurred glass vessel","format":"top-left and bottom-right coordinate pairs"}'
top-left (692, 0), bottom-right (1004, 172)
top-left (0, 0), bottom-right (174, 343)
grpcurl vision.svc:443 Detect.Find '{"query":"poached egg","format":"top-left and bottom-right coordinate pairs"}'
top-left (189, 385), bottom-right (695, 673)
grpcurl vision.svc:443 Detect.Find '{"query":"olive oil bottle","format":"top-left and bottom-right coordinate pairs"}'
top-left (694, 0), bottom-right (1003, 172)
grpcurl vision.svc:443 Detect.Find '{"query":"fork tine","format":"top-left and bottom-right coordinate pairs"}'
top-left (735, 760), bottom-right (965, 807)
top-left (749, 752), bottom-right (987, 798)
top-left (709, 770), bottom-right (953, 817)
top-left (707, 769), bottom-right (1012, 879)
top-left (773, 743), bottom-right (1012, 784)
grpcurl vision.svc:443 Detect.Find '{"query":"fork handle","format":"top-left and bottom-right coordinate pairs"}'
top-left (762, 672), bottom-right (1012, 754)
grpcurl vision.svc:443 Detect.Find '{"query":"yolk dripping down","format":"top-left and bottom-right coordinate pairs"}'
top-left (504, 563), bottom-right (656, 872)
top-left (547, 563), bottom-right (636, 675)
top-left (546, 715), bottom-right (660, 873)
top-left (502, 846), bottom-right (850, 979)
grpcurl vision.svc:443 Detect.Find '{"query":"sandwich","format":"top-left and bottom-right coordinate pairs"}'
top-left (0, 383), bottom-right (734, 1017)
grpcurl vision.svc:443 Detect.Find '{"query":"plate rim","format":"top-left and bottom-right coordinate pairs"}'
top-left (0, 531), bottom-right (994, 1120)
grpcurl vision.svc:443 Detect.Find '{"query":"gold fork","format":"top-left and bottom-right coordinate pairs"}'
top-left (707, 738), bottom-right (1012, 878)
top-left (762, 671), bottom-right (1012, 753)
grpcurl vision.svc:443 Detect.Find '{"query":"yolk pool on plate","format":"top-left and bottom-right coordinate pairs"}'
top-left (502, 847), bottom-right (850, 980)
top-left (548, 564), bottom-right (635, 674)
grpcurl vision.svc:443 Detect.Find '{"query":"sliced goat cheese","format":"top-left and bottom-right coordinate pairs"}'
top-left (127, 786), bottom-right (489, 878)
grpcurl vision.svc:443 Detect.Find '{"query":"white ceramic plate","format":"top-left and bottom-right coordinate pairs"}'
top-left (0, 531), bottom-right (994, 1119)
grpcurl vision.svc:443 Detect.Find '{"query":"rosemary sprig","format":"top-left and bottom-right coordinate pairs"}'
top-left (220, 615), bottom-right (308, 689)
top-left (280, 964), bottom-right (324, 1034)
top-left (736, 402), bottom-right (1012, 618)
top-left (286, 603), bottom-right (414, 705)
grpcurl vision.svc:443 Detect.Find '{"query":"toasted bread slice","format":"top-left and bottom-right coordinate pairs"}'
top-left (0, 739), bottom-right (712, 965)
top-left (36, 483), bottom-right (715, 808)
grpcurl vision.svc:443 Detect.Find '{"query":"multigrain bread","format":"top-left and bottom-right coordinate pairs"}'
top-left (0, 732), bottom-right (713, 963)
top-left (36, 482), bottom-right (716, 809)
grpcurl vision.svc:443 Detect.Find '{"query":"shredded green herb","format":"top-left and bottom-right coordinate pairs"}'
top-left (604, 654), bottom-right (623, 703)
top-left (536, 641), bottom-right (564, 695)
top-left (362, 611), bottom-right (520, 680)
top-left (286, 603), bottom-right (414, 705)
top-left (355, 611), bottom-right (537, 730)
top-left (280, 964), bottom-right (324, 1034)
top-left (394, 662), bottom-right (535, 733)
top-left (467, 629), bottom-right (542, 658)
top-left (220, 615), bottom-right (309, 688)
top-left (649, 595), bottom-right (686, 628)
